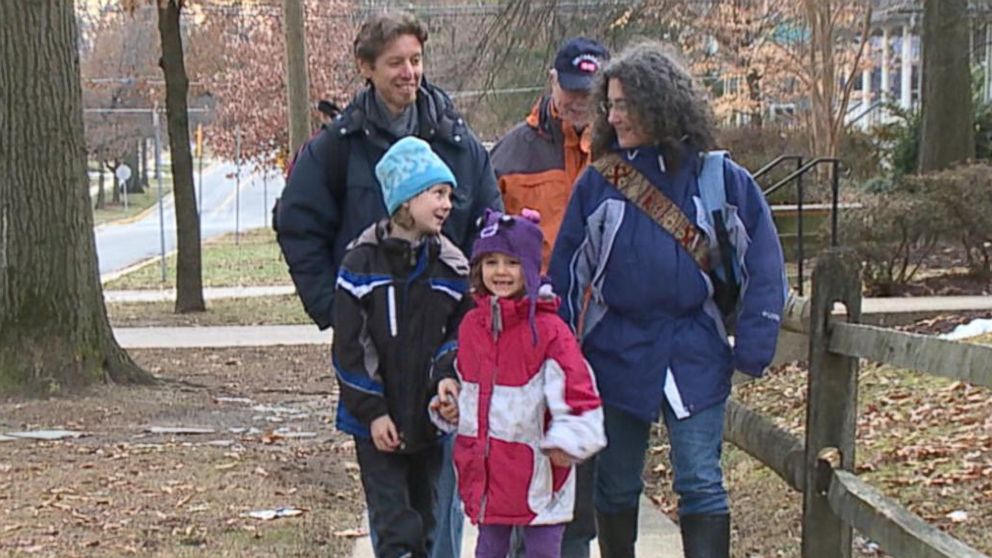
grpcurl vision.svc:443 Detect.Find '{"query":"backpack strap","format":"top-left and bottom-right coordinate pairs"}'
top-left (323, 123), bottom-right (351, 206)
top-left (698, 151), bottom-right (728, 224)
top-left (592, 153), bottom-right (710, 272)
top-left (697, 151), bottom-right (738, 282)
top-left (697, 151), bottom-right (742, 320)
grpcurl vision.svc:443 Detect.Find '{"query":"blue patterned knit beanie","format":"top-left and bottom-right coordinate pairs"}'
top-left (375, 137), bottom-right (458, 215)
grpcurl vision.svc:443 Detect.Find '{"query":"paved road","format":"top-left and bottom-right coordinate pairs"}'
top-left (95, 162), bottom-right (284, 275)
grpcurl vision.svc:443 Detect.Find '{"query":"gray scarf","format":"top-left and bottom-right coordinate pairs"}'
top-left (369, 90), bottom-right (419, 140)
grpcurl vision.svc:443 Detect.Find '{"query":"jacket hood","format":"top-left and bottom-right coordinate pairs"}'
top-left (333, 79), bottom-right (471, 149)
top-left (349, 220), bottom-right (469, 277)
top-left (525, 95), bottom-right (557, 140)
top-left (526, 94), bottom-right (591, 154)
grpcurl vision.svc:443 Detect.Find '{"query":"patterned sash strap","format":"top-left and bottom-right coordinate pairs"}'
top-left (591, 154), bottom-right (710, 272)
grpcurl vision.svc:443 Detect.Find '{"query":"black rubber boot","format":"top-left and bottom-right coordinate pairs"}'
top-left (596, 508), bottom-right (639, 558)
top-left (679, 514), bottom-right (730, 558)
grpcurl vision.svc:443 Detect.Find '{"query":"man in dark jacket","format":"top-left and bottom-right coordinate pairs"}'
top-left (277, 12), bottom-right (502, 331)
top-left (276, 11), bottom-right (502, 558)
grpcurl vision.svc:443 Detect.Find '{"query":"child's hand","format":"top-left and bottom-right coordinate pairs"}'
top-left (370, 415), bottom-right (400, 452)
top-left (434, 379), bottom-right (460, 424)
top-left (544, 447), bottom-right (576, 468)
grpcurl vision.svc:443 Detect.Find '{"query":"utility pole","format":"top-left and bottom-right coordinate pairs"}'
top-left (282, 0), bottom-right (310, 155)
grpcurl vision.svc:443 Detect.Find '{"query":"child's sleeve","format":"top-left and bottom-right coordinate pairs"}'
top-left (332, 252), bottom-right (389, 426)
top-left (539, 320), bottom-right (606, 461)
top-left (431, 293), bottom-right (473, 388)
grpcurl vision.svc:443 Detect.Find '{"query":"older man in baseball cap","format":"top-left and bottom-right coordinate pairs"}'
top-left (490, 36), bottom-right (609, 271)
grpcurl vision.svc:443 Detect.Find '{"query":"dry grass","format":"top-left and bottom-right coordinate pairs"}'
top-left (105, 229), bottom-right (291, 291)
top-left (107, 295), bottom-right (310, 328)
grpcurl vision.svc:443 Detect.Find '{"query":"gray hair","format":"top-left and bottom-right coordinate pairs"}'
top-left (590, 41), bottom-right (716, 169)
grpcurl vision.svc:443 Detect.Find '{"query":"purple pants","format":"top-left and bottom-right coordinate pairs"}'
top-left (476, 523), bottom-right (565, 558)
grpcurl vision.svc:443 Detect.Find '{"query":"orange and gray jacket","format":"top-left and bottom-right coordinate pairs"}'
top-left (490, 95), bottom-right (592, 269)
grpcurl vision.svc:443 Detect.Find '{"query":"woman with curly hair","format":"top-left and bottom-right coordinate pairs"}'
top-left (549, 42), bottom-right (786, 558)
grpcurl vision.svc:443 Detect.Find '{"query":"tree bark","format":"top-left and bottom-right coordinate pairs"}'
top-left (746, 67), bottom-right (764, 127)
top-left (0, 0), bottom-right (150, 395)
top-left (96, 166), bottom-right (107, 210)
top-left (139, 137), bottom-right (148, 188)
top-left (919, 0), bottom-right (975, 172)
top-left (157, 0), bottom-right (204, 313)
top-left (124, 148), bottom-right (142, 193)
top-left (283, 0), bottom-right (311, 155)
top-left (109, 160), bottom-right (121, 205)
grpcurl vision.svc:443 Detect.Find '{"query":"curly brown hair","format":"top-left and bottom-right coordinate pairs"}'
top-left (590, 41), bottom-right (717, 170)
top-left (353, 12), bottom-right (429, 66)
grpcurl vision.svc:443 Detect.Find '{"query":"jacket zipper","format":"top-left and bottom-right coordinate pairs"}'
top-left (478, 297), bottom-right (503, 523)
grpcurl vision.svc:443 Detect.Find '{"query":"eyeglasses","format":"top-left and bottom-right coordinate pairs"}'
top-left (599, 99), bottom-right (630, 115)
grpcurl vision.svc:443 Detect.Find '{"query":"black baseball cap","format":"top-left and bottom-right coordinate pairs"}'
top-left (553, 37), bottom-right (609, 91)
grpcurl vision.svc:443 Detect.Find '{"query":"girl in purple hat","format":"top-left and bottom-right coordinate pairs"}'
top-left (431, 209), bottom-right (606, 558)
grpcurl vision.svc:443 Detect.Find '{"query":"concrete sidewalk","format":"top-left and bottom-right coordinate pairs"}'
top-left (105, 285), bottom-right (991, 314)
top-left (111, 294), bottom-right (992, 350)
top-left (350, 495), bottom-right (683, 558)
top-left (114, 325), bottom-right (328, 348)
top-left (105, 285), bottom-right (295, 303)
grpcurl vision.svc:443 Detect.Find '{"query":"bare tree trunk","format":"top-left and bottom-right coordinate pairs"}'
top-left (0, 0), bottom-right (150, 395)
top-left (157, 0), bottom-right (204, 313)
top-left (139, 137), bottom-right (148, 189)
top-left (802, 1), bottom-right (872, 159)
top-left (283, 0), bottom-right (311, 155)
top-left (919, 0), bottom-right (975, 172)
top-left (124, 148), bottom-right (143, 193)
top-left (805, 1), bottom-right (837, 158)
top-left (746, 67), bottom-right (764, 127)
top-left (109, 160), bottom-right (121, 205)
top-left (96, 165), bottom-right (107, 210)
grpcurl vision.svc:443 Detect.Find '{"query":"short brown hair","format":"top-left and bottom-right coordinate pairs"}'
top-left (353, 12), bottom-right (428, 66)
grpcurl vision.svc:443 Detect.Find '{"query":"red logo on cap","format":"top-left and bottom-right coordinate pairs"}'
top-left (572, 54), bottom-right (600, 74)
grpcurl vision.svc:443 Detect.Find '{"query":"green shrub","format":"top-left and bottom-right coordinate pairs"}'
top-left (838, 178), bottom-right (942, 295)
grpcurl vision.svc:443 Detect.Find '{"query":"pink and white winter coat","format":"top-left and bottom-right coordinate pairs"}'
top-left (450, 293), bottom-right (605, 526)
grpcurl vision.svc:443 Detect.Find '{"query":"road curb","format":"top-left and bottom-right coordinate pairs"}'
top-left (100, 250), bottom-right (175, 285)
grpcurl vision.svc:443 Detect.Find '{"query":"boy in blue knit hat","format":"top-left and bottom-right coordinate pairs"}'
top-left (333, 136), bottom-right (473, 558)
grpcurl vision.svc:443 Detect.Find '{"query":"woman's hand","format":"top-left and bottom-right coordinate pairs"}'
top-left (370, 415), bottom-right (400, 452)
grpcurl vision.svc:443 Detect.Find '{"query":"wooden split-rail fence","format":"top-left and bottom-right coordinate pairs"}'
top-left (724, 249), bottom-right (991, 558)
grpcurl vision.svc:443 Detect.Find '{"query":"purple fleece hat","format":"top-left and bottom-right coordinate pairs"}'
top-left (471, 209), bottom-right (545, 340)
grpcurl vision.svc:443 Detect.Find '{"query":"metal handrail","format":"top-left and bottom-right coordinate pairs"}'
top-left (847, 100), bottom-right (885, 126)
top-left (764, 157), bottom-right (840, 199)
top-left (760, 157), bottom-right (842, 296)
top-left (753, 155), bottom-right (804, 181)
